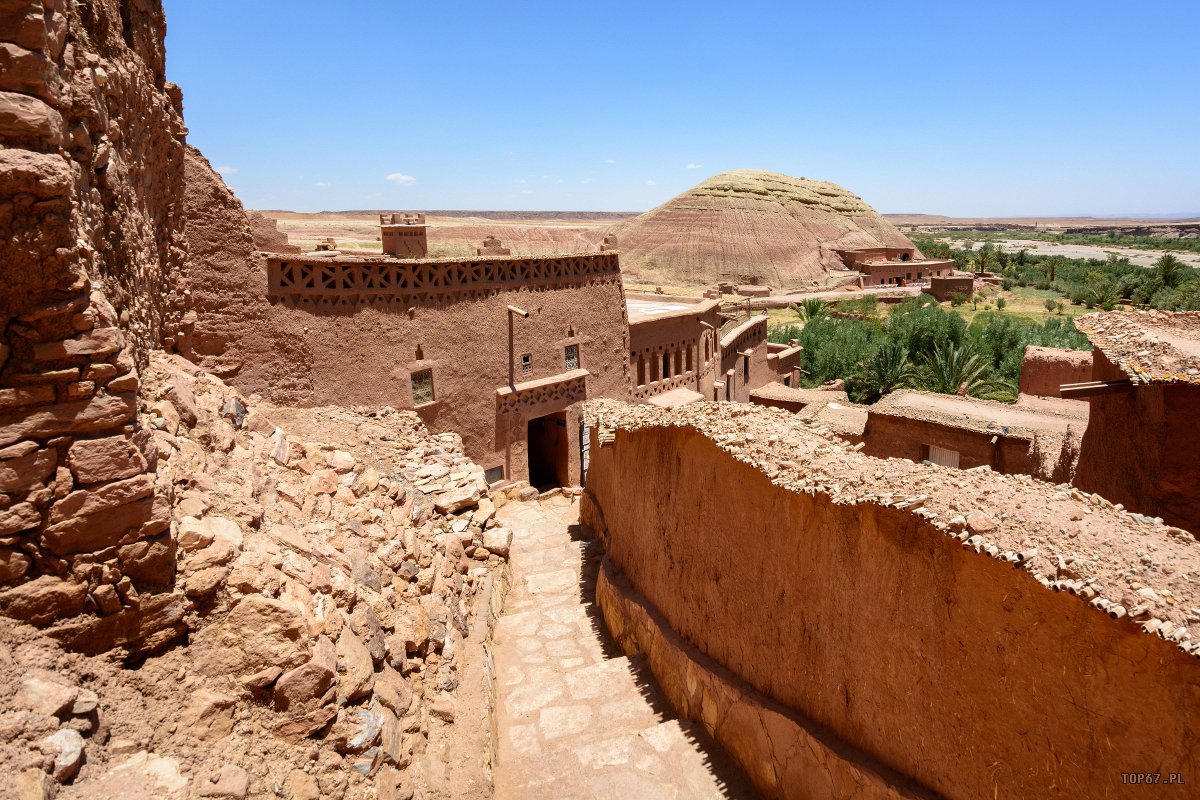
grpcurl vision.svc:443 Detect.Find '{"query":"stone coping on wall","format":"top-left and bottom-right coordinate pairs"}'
top-left (596, 558), bottom-right (931, 800)
top-left (1075, 310), bottom-right (1200, 385)
top-left (869, 390), bottom-right (1087, 438)
top-left (581, 399), bottom-right (1200, 655)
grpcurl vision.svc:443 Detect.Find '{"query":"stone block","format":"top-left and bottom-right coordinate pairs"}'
top-left (0, 547), bottom-right (32, 584)
top-left (483, 526), bottom-right (512, 557)
top-left (42, 495), bottom-right (153, 555)
top-left (190, 594), bottom-right (309, 677)
top-left (180, 689), bottom-right (236, 741)
top-left (433, 485), bottom-right (480, 514)
top-left (0, 90), bottom-right (64, 145)
top-left (48, 473), bottom-right (155, 524)
top-left (0, 384), bottom-right (55, 410)
top-left (274, 659), bottom-right (335, 711)
top-left (0, 502), bottom-right (40, 536)
top-left (0, 446), bottom-right (56, 493)
top-left (0, 575), bottom-right (87, 625)
top-left (32, 327), bottom-right (123, 361)
top-left (117, 533), bottom-right (177, 587)
top-left (67, 433), bottom-right (147, 484)
top-left (0, 392), bottom-right (135, 448)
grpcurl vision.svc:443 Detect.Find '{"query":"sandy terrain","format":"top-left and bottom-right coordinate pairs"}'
top-left (949, 237), bottom-right (1200, 268)
top-left (264, 212), bottom-right (629, 258)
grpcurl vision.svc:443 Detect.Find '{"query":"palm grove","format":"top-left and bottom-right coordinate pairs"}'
top-left (768, 237), bottom-right (1197, 405)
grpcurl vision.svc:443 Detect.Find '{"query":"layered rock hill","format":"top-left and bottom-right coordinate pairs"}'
top-left (1, 352), bottom-right (517, 798)
top-left (614, 169), bottom-right (917, 288)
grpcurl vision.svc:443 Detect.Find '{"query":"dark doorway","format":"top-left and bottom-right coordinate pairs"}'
top-left (528, 411), bottom-right (569, 490)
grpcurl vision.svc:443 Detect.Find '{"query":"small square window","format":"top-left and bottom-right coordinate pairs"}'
top-left (565, 344), bottom-right (579, 371)
top-left (411, 369), bottom-right (434, 404)
top-left (520, 353), bottom-right (533, 376)
top-left (484, 465), bottom-right (505, 484)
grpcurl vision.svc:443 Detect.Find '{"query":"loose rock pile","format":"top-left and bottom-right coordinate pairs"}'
top-left (584, 399), bottom-right (1200, 656)
top-left (0, 353), bottom-right (515, 799)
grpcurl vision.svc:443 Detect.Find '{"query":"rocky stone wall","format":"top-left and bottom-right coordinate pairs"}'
top-left (580, 400), bottom-right (1200, 799)
top-left (1, 0), bottom-right (191, 640)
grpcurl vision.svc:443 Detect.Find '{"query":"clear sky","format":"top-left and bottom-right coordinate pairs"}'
top-left (164, 0), bottom-right (1199, 217)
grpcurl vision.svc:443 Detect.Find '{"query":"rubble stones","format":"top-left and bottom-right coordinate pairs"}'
top-left (190, 595), bottom-right (308, 676)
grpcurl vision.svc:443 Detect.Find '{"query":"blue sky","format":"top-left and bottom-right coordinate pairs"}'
top-left (164, 0), bottom-right (1199, 216)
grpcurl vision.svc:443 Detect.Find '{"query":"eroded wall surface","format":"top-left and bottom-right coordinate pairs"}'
top-left (581, 403), bottom-right (1200, 799)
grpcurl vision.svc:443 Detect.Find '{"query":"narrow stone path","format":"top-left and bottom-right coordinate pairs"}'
top-left (492, 493), bottom-right (755, 800)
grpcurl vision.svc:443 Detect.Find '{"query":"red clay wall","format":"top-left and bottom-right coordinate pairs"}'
top-left (1018, 346), bottom-right (1092, 397)
top-left (1075, 350), bottom-right (1200, 533)
top-left (583, 424), bottom-right (1200, 799)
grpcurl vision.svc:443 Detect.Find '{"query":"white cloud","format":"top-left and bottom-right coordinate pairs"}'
top-left (216, 165), bottom-right (238, 176)
top-left (312, 181), bottom-right (330, 188)
top-left (514, 178), bottom-right (528, 185)
top-left (687, 163), bottom-right (703, 170)
top-left (605, 159), bottom-right (616, 164)
top-left (645, 179), bottom-right (657, 187)
top-left (386, 172), bottom-right (416, 185)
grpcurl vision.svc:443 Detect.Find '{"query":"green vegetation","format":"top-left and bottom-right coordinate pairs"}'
top-left (768, 295), bottom-right (1090, 404)
top-left (932, 228), bottom-right (1200, 256)
top-left (914, 235), bottom-right (1200, 311)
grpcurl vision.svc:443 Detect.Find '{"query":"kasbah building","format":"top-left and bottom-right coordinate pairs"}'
top-left (257, 215), bottom-right (802, 489)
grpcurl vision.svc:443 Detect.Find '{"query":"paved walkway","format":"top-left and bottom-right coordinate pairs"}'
top-left (492, 494), bottom-right (755, 800)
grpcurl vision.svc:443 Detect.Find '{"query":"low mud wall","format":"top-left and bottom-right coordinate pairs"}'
top-left (1018, 346), bottom-right (1092, 398)
top-left (581, 411), bottom-right (1200, 799)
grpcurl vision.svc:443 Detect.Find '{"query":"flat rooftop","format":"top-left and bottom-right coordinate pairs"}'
top-left (871, 390), bottom-right (1087, 437)
top-left (1075, 310), bottom-right (1200, 385)
top-left (626, 297), bottom-right (690, 321)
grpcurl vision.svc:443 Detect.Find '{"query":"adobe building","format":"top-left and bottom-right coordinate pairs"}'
top-left (923, 273), bottom-right (976, 302)
top-left (1071, 310), bottom-right (1200, 533)
top-left (625, 294), bottom-right (798, 408)
top-left (260, 242), bottom-right (632, 488)
top-left (380, 212), bottom-right (428, 257)
top-left (861, 389), bottom-right (1086, 482)
top-left (836, 246), bottom-right (954, 287)
top-left (477, 235), bottom-right (511, 256)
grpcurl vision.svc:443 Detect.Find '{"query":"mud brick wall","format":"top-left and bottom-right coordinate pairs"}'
top-left (581, 407), bottom-right (1200, 799)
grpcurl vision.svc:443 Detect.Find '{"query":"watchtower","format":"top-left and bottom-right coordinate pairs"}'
top-left (380, 213), bottom-right (428, 258)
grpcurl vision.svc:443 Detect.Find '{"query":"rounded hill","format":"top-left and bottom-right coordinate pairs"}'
top-left (614, 169), bottom-right (918, 288)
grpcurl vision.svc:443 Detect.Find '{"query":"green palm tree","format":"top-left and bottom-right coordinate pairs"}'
top-left (793, 298), bottom-right (829, 323)
top-left (921, 343), bottom-right (991, 395)
top-left (1157, 254), bottom-right (1189, 289)
top-left (969, 377), bottom-right (1018, 402)
top-left (1085, 281), bottom-right (1119, 310)
top-left (975, 243), bottom-right (997, 274)
top-left (850, 342), bottom-right (918, 403)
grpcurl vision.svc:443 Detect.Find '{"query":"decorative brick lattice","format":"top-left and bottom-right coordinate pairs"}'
top-left (267, 254), bottom-right (622, 310)
top-left (496, 371), bottom-right (588, 416)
